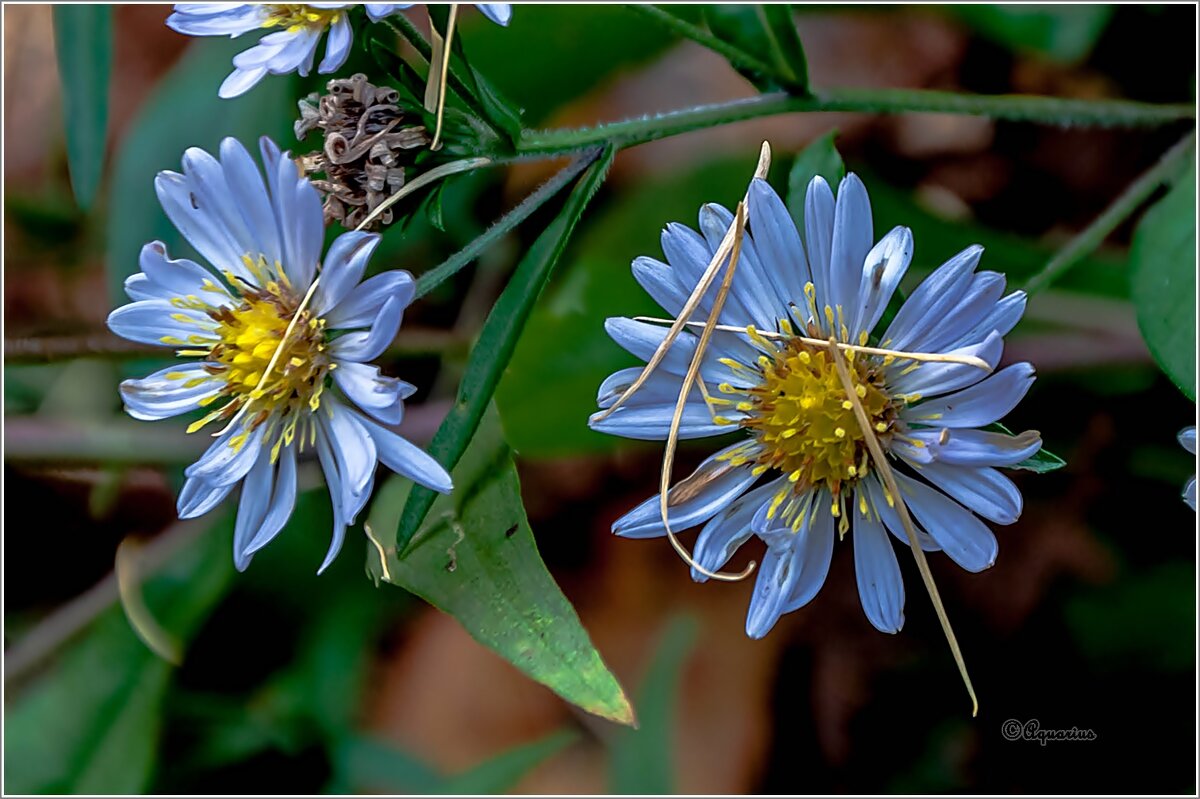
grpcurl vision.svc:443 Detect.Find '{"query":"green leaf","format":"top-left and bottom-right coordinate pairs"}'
top-left (445, 730), bottom-right (577, 793)
top-left (4, 518), bottom-right (236, 793)
top-left (366, 404), bottom-right (635, 725)
top-left (786, 129), bottom-right (846, 228)
top-left (394, 146), bottom-right (615, 551)
top-left (951, 4), bottom-right (1114, 65)
top-left (1130, 152), bottom-right (1197, 400)
top-left (984, 422), bottom-right (1067, 473)
top-left (702, 4), bottom-right (809, 93)
top-left (104, 38), bottom-right (296, 304)
top-left (609, 616), bottom-right (699, 794)
top-left (331, 730), bottom-right (576, 794)
top-left (53, 5), bottom-right (112, 210)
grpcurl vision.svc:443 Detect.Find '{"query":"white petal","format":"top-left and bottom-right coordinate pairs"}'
top-left (333, 360), bottom-right (412, 425)
top-left (328, 296), bottom-right (402, 363)
top-left (318, 13), bottom-right (352, 73)
top-left (218, 65), bottom-right (268, 99)
top-left (324, 270), bottom-right (415, 329)
top-left (357, 412), bottom-right (454, 495)
top-left (313, 231), bottom-right (381, 316)
top-left (120, 363), bottom-right (221, 421)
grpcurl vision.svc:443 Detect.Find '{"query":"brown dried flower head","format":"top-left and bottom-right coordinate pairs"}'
top-left (295, 73), bottom-right (430, 230)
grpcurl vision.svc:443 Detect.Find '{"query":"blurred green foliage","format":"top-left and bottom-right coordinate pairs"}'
top-left (950, 4), bottom-right (1115, 65)
top-left (53, 5), bottom-right (112, 210)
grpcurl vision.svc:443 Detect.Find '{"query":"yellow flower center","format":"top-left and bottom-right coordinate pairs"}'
top-left (262, 4), bottom-right (343, 33)
top-left (180, 261), bottom-right (332, 455)
top-left (740, 337), bottom-right (896, 499)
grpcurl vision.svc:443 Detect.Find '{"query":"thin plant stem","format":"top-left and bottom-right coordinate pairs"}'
top-left (1023, 130), bottom-right (1197, 295)
top-left (517, 90), bottom-right (1194, 156)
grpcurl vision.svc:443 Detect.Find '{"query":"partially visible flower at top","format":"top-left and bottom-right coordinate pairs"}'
top-left (1179, 426), bottom-right (1196, 510)
top-left (107, 136), bottom-right (452, 572)
top-left (590, 170), bottom-right (1040, 638)
top-left (167, 3), bottom-right (513, 99)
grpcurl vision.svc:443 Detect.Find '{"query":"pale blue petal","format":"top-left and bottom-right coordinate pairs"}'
top-left (218, 65), bottom-right (268, 99)
top-left (476, 3), bottom-right (512, 25)
top-left (245, 444), bottom-right (299, 556)
top-left (747, 178), bottom-right (810, 318)
top-left (321, 399), bottom-right (377, 525)
top-left (691, 481), bottom-right (783, 581)
top-left (328, 296), bottom-right (402, 363)
top-left (588, 402), bottom-right (742, 441)
top-left (177, 475), bottom-right (234, 519)
top-left (631, 256), bottom-right (688, 317)
top-left (595, 367), bottom-right (703, 410)
top-left (781, 502), bottom-right (835, 613)
top-left (185, 422), bottom-right (267, 487)
top-left (907, 271), bottom-right (1006, 354)
top-left (318, 14), bottom-right (352, 73)
top-left (219, 137), bottom-right (282, 267)
top-left (945, 290), bottom-right (1027, 351)
top-left (803, 176), bottom-right (835, 314)
top-left (233, 449), bottom-right (274, 571)
top-left (853, 510), bottom-right (904, 633)
top-left (120, 363), bottom-right (221, 421)
top-left (314, 431), bottom-right (349, 574)
top-left (883, 245), bottom-right (981, 350)
top-left (827, 173), bottom-right (873, 328)
top-left (862, 477), bottom-right (940, 551)
top-left (365, 4), bottom-right (411, 22)
top-left (333, 360), bottom-right (412, 425)
top-left (1185, 476), bottom-right (1197, 511)
top-left (913, 427), bottom-right (1042, 467)
top-left (895, 472), bottom-right (997, 572)
top-left (313, 231), bottom-right (381, 316)
top-left (1179, 426), bottom-right (1196, 455)
top-left (260, 135), bottom-right (323, 291)
top-left (167, 4), bottom-right (262, 36)
top-left (745, 531), bottom-right (805, 639)
top-left (324, 270), bottom-right (415, 330)
top-left (356, 411), bottom-right (454, 494)
top-left (697, 203), bottom-right (776, 328)
top-left (852, 225), bottom-right (912, 336)
top-left (611, 443), bottom-right (760, 538)
top-left (155, 170), bottom-right (247, 275)
top-left (887, 331), bottom-right (1004, 398)
top-left (107, 299), bottom-right (218, 347)
top-left (902, 363), bottom-right (1036, 428)
top-left (137, 241), bottom-right (229, 303)
top-left (603, 317), bottom-right (758, 387)
top-left (914, 462), bottom-right (1023, 525)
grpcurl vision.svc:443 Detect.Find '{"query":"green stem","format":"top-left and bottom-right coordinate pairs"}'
top-left (1023, 130), bottom-right (1197, 295)
top-left (517, 89), bottom-right (1195, 156)
top-left (394, 146), bottom-right (616, 555)
top-left (415, 153), bottom-right (593, 298)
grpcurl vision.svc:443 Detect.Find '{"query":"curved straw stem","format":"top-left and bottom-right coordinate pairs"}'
top-left (428, 3), bottom-right (459, 151)
top-left (659, 202), bottom-right (755, 582)
top-left (826, 336), bottom-right (979, 717)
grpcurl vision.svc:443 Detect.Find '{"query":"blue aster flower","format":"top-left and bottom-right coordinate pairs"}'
top-left (107, 136), bottom-right (452, 572)
top-left (1180, 426), bottom-right (1196, 510)
top-left (589, 171), bottom-right (1041, 638)
top-left (167, 3), bottom-right (512, 99)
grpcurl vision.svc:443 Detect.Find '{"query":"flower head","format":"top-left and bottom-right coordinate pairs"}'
top-left (167, 3), bottom-right (512, 99)
top-left (590, 171), bottom-right (1039, 638)
top-left (108, 136), bottom-right (452, 572)
top-left (1179, 426), bottom-right (1196, 511)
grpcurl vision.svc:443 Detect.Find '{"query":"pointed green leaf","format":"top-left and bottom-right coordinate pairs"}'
top-left (609, 616), bottom-right (699, 794)
top-left (367, 405), bottom-right (634, 725)
top-left (702, 4), bottom-right (809, 93)
top-left (1131, 152), bottom-right (1196, 400)
top-left (53, 5), bottom-right (112, 209)
top-left (394, 146), bottom-right (614, 552)
top-left (4, 518), bottom-right (235, 793)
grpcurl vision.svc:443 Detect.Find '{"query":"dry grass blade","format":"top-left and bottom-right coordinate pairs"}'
top-left (826, 336), bottom-right (979, 716)
top-left (115, 537), bottom-right (182, 664)
top-left (354, 156), bottom-right (491, 231)
top-left (631, 318), bottom-right (994, 370)
top-left (428, 3), bottom-right (459, 151)
top-left (592, 141), bottom-right (773, 423)
top-left (659, 203), bottom-right (754, 582)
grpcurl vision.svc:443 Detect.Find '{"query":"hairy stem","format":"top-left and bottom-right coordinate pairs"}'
top-left (517, 89), bottom-right (1194, 156)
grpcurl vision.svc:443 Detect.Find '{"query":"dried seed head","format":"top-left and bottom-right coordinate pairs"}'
top-left (295, 73), bottom-right (430, 230)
